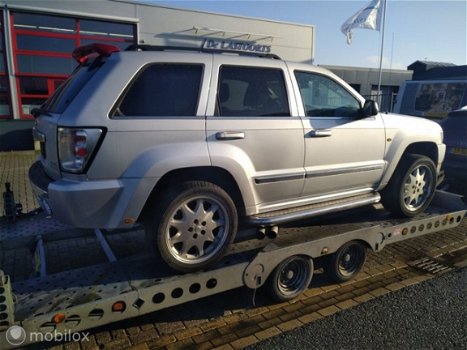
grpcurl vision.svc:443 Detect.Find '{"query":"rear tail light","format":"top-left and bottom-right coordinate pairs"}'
top-left (58, 127), bottom-right (104, 173)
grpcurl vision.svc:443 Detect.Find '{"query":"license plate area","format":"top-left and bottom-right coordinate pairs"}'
top-left (451, 147), bottom-right (467, 156)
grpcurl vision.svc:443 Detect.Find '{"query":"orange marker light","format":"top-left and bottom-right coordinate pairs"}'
top-left (53, 313), bottom-right (66, 324)
top-left (112, 301), bottom-right (126, 312)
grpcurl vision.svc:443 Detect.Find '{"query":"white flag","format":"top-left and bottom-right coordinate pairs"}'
top-left (341, 0), bottom-right (383, 44)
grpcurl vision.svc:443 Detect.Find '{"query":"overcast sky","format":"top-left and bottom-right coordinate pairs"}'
top-left (151, 0), bottom-right (467, 69)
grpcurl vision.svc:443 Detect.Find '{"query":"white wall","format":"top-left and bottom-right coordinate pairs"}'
top-left (2, 0), bottom-right (315, 63)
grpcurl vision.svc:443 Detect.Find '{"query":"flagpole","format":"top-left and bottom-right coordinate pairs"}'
top-left (377, 0), bottom-right (387, 108)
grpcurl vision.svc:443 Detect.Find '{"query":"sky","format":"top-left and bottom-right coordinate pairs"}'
top-left (150, 0), bottom-right (467, 69)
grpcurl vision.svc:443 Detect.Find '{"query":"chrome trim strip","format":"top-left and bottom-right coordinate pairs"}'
top-left (306, 164), bottom-right (384, 178)
top-left (254, 173), bottom-right (305, 184)
top-left (249, 193), bottom-right (381, 226)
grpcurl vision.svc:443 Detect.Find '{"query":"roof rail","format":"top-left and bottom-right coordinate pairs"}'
top-left (124, 44), bottom-right (281, 60)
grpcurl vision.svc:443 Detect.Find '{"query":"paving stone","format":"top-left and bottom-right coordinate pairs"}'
top-left (298, 312), bottom-right (323, 324)
top-left (353, 293), bottom-right (375, 303)
top-left (174, 327), bottom-right (203, 340)
top-left (211, 333), bottom-right (238, 347)
top-left (145, 334), bottom-right (177, 348)
top-left (231, 335), bottom-right (258, 349)
top-left (130, 329), bottom-right (160, 345)
top-left (254, 326), bottom-right (281, 341)
top-left (277, 319), bottom-right (302, 332)
top-left (336, 299), bottom-right (359, 310)
top-left (317, 305), bottom-right (340, 317)
top-left (166, 338), bottom-right (194, 350)
top-left (369, 287), bottom-right (391, 297)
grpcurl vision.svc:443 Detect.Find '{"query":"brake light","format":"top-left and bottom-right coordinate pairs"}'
top-left (58, 128), bottom-right (103, 173)
top-left (72, 43), bottom-right (120, 64)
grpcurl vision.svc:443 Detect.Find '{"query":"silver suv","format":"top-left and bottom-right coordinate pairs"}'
top-left (30, 44), bottom-right (445, 272)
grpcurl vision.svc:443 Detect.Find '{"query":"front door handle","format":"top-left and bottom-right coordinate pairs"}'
top-left (308, 129), bottom-right (332, 138)
top-left (216, 131), bottom-right (245, 140)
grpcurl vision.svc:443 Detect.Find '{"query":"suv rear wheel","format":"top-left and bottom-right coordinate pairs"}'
top-left (145, 181), bottom-right (238, 273)
top-left (381, 154), bottom-right (436, 217)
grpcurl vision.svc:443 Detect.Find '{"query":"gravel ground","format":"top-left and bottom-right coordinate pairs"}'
top-left (247, 268), bottom-right (467, 350)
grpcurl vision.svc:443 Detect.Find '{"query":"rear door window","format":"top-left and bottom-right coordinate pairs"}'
top-left (114, 64), bottom-right (203, 117)
top-left (216, 66), bottom-right (290, 117)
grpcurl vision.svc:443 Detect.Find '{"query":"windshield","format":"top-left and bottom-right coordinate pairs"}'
top-left (42, 59), bottom-right (103, 114)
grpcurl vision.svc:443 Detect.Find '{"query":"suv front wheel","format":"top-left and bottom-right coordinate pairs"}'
top-left (381, 154), bottom-right (437, 217)
top-left (145, 181), bottom-right (238, 273)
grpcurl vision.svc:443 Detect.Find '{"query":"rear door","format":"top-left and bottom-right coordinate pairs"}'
top-left (205, 56), bottom-right (305, 210)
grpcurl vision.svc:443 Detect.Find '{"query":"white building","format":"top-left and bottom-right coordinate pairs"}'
top-left (0, 0), bottom-right (315, 120)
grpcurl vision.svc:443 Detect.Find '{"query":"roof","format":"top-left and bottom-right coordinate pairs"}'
top-left (407, 60), bottom-right (457, 72)
top-left (407, 60), bottom-right (467, 80)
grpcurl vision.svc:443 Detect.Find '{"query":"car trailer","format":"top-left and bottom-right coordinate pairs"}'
top-left (0, 190), bottom-right (465, 348)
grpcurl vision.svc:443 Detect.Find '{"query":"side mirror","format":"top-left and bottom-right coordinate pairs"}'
top-left (362, 100), bottom-right (379, 117)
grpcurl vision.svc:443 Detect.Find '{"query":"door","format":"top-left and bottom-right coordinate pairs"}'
top-left (294, 71), bottom-right (386, 198)
top-left (206, 58), bottom-right (305, 210)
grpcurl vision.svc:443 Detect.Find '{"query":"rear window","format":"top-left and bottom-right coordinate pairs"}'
top-left (42, 60), bottom-right (102, 114)
top-left (112, 64), bottom-right (203, 117)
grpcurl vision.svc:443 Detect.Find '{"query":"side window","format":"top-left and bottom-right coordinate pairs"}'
top-left (216, 66), bottom-right (290, 117)
top-left (295, 71), bottom-right (361, 118)
top-left (115, 64), bottom-right (203, 117)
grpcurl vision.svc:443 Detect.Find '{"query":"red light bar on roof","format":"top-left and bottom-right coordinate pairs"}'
top-left (72, 43), bottom-right (120, 64)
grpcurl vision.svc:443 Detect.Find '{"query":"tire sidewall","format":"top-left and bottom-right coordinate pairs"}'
top-left (398, 156), bottom-right (437, 217)
top-left (269, 255), bottom-right (313, 302)
top-left (325, 241), bottom-right (367, 283)
top-left (149, 181), bottom-right (238, 272)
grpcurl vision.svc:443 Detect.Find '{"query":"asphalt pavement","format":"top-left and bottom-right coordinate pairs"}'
top-left (247, 268), bottom-right (467, 350)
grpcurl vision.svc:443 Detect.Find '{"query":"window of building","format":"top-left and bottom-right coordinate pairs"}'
top-left (216, 66), bottom-right (290, 117)
top-left (295, 71), bottom-right (361, 118)
top-left (116, 64), bottom-right (203, 117)
top-left (10, 11), bottom-right (136, 119)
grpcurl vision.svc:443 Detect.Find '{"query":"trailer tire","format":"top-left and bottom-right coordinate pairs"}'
top-left (267, 255), bottom-right (313, 302)
top-left (145, 181), bottom-right (238, 273)
top-left (381, 154), bottom-right (437, 217)
top-left (325, 241), bottom-right (366, 283)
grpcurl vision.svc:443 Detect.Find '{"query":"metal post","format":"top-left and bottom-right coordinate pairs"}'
top-left (377, 0), bottom-right (388, 107)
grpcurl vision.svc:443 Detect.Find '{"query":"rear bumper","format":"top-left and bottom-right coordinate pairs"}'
top-left (29, 161), bottom-right (53, 215)
top-left (29, 161), bottom-right (154, 229)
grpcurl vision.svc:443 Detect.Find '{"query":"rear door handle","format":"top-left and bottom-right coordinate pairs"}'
top-left (216, 131), bottom-right (245, 140)
top-left (308, 129), bottom-right (332, 138)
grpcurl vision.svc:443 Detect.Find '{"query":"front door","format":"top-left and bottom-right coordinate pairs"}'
top-left (294, 71), bottom-right (386, 199)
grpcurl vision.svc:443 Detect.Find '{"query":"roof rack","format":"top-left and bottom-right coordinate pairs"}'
top-left (124, 44), bottom-right (282, 60)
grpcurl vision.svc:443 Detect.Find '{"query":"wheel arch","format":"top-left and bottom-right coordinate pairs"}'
top-left (380, 141), bottom-right (439, 189)
top-left (139, 166), bottom-right (246, 223)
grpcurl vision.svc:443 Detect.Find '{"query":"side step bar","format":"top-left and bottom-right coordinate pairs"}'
top-left (249, 193), bottom-right (381, 226)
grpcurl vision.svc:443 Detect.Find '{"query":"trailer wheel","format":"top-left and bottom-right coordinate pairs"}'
top-left (145, 181), bottom-right (238, 273)
top-left (325, 241), bottom-right (367, 283)
top-left (267, 255), bottom-right (313, 302)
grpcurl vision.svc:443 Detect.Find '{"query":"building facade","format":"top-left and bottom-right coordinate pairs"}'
top-left (0, 0), bottom-right (315, 121)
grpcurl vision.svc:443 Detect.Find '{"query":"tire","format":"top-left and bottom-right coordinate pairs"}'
top-left (381, 154), bottom-right (437, 217)
top-left (145, 181), bottom-right (238, 273)
top-left (267, 255), bottom-right (313, 302)
top-left (324, 241), bottom-right (367, 283)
